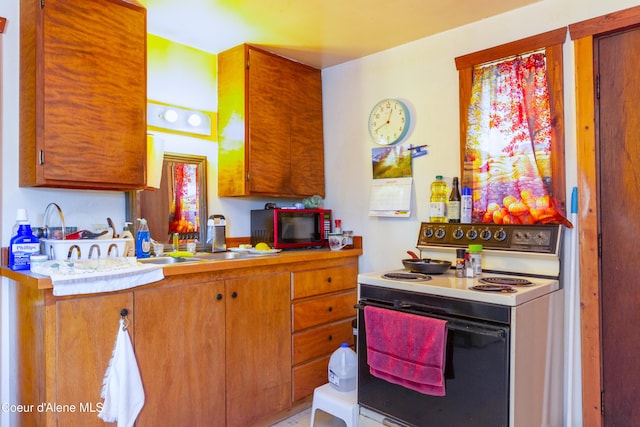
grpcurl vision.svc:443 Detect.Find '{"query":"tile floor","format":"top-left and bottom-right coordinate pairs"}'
top-left (270, 408), bottom-right (345, 427)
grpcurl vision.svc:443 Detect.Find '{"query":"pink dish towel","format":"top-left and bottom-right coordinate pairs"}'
top-left (364, 305), bottom-right (448, 396)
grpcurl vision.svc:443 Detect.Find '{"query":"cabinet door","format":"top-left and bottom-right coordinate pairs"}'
top-left (225, 272), bottom-right (292, 426)
top-left (20, 0), bottom-right (146, 190)
top-left (55, 292), bottom-right (134, 427)
top-left (134, 280), bottom-right (226, 426)
top-left (247, 48), bottom-right (293, 195)
top-left (289, 60), bottom-right (325, 196)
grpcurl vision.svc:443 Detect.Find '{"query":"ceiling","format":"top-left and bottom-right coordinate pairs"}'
top-left (142, 0), bottom-right (540, 69)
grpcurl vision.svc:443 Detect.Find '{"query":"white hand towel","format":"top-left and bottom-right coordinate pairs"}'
top-left (99, 319), bottom-right (145, 427)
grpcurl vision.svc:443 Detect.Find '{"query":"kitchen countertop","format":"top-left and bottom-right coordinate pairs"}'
top-left (1, 239), bottom-right (363, 290)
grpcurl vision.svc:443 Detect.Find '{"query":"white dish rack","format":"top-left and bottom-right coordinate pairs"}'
top-left (42, 238), bottom-right (129, 261)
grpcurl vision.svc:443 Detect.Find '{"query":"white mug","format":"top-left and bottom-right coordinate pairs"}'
top-left (328, 233), bottom-right (347, 251)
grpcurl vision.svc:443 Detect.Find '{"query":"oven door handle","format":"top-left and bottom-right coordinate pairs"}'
top-left (356, 299), bottom-right (457, 318)
top-left (445, 323), bottom-right (506, 338)
top-left (356, 302), bottom-right (507, 339)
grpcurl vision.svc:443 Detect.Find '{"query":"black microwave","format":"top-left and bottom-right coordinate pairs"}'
top-left (250, 208), bottom-right (332, 249)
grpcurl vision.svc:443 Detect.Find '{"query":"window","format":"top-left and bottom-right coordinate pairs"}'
top-left (455, 28), bottom-right (568, 225)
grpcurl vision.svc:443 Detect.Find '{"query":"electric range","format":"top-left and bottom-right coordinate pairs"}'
top-left (357, 222), bottom-right (565, 427)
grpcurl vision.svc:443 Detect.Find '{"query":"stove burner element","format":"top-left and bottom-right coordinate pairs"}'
top-left (382, 272), bottom-right (431, 281)
top-left (479, 277), bottom-right (533, 286)
top-left (471, 284), bottom-right (517, 293)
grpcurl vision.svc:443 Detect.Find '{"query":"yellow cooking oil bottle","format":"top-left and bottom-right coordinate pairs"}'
top-left (429, 175), bottom-right (448, 222)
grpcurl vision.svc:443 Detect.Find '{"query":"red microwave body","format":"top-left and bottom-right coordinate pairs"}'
top-left (250, 209), bottom-right (332, 249)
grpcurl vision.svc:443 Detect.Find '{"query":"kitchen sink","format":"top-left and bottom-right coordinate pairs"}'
top-left (137, 251), bottom-right (273, 265)
top-left (191, 251), bottom-right (267, 261)
top-left (137, 256), bottom-right (204, 265)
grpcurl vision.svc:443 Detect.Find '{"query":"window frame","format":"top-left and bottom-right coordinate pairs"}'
top-left (455, 28), bottom-right (568, 214)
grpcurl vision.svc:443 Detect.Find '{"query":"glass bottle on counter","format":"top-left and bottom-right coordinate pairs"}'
top-left (448, 177), bottom-right (461, 223)
top-left (429, 175), bottom-right (448, 222)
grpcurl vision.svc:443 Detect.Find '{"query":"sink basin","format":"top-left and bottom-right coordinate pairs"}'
top-left (192, 252), bottom-right (263, 261)
top-left (137, 256), bottom-right (203, 265)
top-left (137, 251), bottom-right (276, 264)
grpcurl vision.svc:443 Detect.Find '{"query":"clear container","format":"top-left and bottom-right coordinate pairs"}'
top-left (343, 230), bottom-right (354, 249)
top-left (468, 244), bottom-right (483, 275)
top-left (430, 176), bottom-right (448, 222)
top-left (328, 343), bottom-right (357, 392)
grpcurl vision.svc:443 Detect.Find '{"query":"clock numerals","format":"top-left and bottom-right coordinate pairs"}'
top-left (369, 99), bottom-right (410, 145)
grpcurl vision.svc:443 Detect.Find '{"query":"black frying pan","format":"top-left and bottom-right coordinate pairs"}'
top-left (401, 258), bottom-right (452, 274)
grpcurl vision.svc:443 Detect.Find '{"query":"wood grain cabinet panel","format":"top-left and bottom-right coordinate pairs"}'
top-left (134, 280), bottom-right (226, 426)
top-left (293, 291), bottom-right (357, 332)
top-left (217, 44), bottom-right (325, 198)
top-left (292, 264), bottom-right (358, 299)
top-left (55, 293), bottom-right (133, 427)
top-left (290, 262), bottom-right (358, 402)
top-left (292, 318), bottom-right (355, 365)
top-left (19, 0), bottom-right (147, 190)
top-left (225, 272), bottom-right (292, 426)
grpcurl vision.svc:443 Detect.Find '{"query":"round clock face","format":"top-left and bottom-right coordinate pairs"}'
top-left (368, 99), bottom-right (410, 145)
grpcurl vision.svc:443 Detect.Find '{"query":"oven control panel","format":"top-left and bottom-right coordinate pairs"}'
top-left (416, 222), bottom-right (561, 254)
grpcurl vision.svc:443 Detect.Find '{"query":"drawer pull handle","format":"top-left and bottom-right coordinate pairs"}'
top-left (328, 335), bottom-right (333, 341)
top-left (216, 293), bottom-right (223, 301)
top-left (328, 306), bottom-right (333, 312)
top-left (231, 291), bottom-right (238, 298)
top-left (327, 277), bottom-right (332, 283)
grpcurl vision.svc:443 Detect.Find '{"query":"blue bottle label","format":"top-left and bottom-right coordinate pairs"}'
top-left (9, 236), bottom-right (40, 271)
top-left (136, 230), bottom-right (151, 258)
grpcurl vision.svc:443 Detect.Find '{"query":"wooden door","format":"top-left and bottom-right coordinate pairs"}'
top-left (225, 272), bottom-right (291, 426)
top-left (55, 292), bottom-right (133, 427)
top-left (596, 26), bottom-right (640, 425)
top-left (134, 279), bottom-right (226, 426)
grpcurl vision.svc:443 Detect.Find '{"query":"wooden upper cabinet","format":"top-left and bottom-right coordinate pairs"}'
top-left (19, 0), bottom-right (147, 190)
top-left (218, 44), bottom-right (325, 198)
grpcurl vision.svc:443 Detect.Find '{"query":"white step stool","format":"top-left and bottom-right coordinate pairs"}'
top-left (310, 383), bottom-right (358, 427)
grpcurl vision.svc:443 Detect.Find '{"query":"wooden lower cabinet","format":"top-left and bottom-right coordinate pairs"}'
top-left (13, 254), bottom-right (360, 426)
top-left (55, 292), bottom-right (134, 427)
top-left (291, 263), bottom-right (358, 402)
top-left (134, 279), bottom-right (226, 426)
top-left (225, 272), bottom-right (291, 426)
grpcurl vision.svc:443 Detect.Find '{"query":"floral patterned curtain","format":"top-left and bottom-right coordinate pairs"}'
top-left (168, 163), bottom-right (200, 234)
top-left (465, 52), bottom-right (568, 225)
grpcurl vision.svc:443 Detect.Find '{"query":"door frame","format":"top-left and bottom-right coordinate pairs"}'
top-left (569, 5), bottom-right (640, 427)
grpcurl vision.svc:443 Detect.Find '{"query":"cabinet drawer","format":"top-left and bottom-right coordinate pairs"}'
top-left (292, 355), bottom-right (330, 402)
top-left (292, 291), bottom-right (357, 331)
top-left (292, 265), bottom-right (357, 299)
top-left (292, 319), bottom-right (355, 365)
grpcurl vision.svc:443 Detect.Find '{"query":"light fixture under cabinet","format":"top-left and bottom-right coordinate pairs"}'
top-left (147, 101), bottom-right (212, 136)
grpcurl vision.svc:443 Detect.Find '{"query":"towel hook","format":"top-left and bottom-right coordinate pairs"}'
top-left (120, 308), bottom-right (130, 331)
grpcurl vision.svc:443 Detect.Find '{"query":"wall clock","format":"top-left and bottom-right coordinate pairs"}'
top-left (368, 99), bottom-right (411, 145)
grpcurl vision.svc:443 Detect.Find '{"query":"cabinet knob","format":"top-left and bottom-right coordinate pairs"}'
top-left (231, 291), bottom-right (238, 298)
top-left (327, 306), bottom-right (333, 312)
top-left (327, 277), bottom-right (332, 283)
top-left (216, 293), bottom-right (223, 300)
top-left (328, 335), bottom-right (333, 341)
